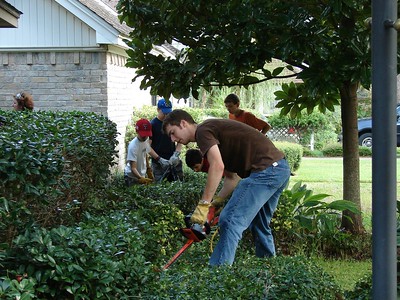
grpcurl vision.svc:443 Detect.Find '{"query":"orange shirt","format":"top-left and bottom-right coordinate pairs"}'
top-left (229, 111), bottom-right (270, 132)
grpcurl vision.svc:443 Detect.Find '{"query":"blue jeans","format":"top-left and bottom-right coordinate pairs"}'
top-left (209, 158), bottom-right (291, 266)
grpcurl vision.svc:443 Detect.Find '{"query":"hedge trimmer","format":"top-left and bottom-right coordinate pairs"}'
top-left (161, 206), bottom-right (219, 270)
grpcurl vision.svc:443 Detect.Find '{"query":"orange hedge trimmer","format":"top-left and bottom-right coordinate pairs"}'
top-left (161, 206), bottom-right (219, 270)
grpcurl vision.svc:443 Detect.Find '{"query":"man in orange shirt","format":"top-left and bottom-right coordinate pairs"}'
top-left (224, 93), bottom-right (271, 134)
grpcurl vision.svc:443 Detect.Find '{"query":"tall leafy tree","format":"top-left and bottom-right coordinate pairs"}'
top-left (117, 0), bottom-right (397, 233)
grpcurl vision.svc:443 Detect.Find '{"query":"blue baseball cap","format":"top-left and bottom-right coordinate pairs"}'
top-left (157, 98), bottom-right (172, 114)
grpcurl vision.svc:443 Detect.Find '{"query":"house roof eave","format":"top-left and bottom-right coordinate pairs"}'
top-left (55, 0), bottom-right (121, 45)
top-left (0, 0), bottom-right (22, 28)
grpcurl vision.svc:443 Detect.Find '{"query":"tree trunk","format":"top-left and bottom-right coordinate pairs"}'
top-left (340, 81), bottom-right (365, 234)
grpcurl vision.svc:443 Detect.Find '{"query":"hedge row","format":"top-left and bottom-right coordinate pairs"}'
top-left (0, 110), bottom-right (118, 243)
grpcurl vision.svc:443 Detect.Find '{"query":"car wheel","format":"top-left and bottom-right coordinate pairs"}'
top-left (359, 133), bottom-right (372, 148)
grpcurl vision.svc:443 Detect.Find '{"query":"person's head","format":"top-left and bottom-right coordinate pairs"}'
top-left (224, 93), bottom-right (240, 115)
top-left (185, 149), bottom-right (204, 172)
top-left (157, 98), bottom-right (172, 117)
top-left (162, 109), bottom-right (196, 145)
top-left (13, 92), bottom-right (34, 111)
top-left (135, 118), bottom-right (152, 141)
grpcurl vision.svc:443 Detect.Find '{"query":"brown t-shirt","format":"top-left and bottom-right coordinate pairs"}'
top-left (195, 119), bottom-right (284, 178)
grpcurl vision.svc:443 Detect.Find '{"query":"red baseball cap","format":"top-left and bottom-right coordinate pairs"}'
top-left (135, 119), bottom-right (152, 137)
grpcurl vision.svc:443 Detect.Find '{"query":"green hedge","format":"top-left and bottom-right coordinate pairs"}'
top-left (322, 143), bottom-right (372, 157)
top-left (0, 110), bottom-right (118, 243)
top-left (0, 169), bottom-right (370, 299)
top-left (274, 141), bottom-right (303, 173)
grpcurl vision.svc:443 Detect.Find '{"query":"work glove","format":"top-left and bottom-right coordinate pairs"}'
top-left (211, 196), bottom-right (226, 217)
top-left (146, 167), bottom-right (154, 180)
top-left (211, 196), bottom-right (226, 209)
top-left (169, 151), bottom-right (181, 167)
top-left (138, 177), bottom-right (153, 185)
top-left (190, 200), bottom-right (211, 225)
top-left (157, 157), bottom-right (170, 170)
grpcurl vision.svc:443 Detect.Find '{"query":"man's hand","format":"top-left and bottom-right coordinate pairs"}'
top-left (190, 200), bottom-right (211, 224)
top-left (169, 151), bottom-right (181, 167)
top-left (138, 177), bottom-right (153, 185)
top-left (158, 157), bottom-right (170, 169)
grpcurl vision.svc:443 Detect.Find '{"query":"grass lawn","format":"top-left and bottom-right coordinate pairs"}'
top-left (314, 257), bottom-right (372, 291)
top-left (289, 157), bottom-right (400, 292)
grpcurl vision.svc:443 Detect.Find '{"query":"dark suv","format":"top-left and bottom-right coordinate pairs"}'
top-left (356, 104), bottom-right (400, 148)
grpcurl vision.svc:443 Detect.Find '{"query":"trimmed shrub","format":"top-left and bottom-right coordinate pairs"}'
top-left (302, 147), bottom-right (324, 157)
top-left (359, 146), bottom-right (372, 157)
top-left (0, 213), bottom-right (149, 299)
top-left (0, 110), bottom-right (118, 242)
top-left (144, 256), bottom-right (343, 299)
top-left (322, 143), bottom-right (343, 157)
top-left (322, 143), bottom-right (372, 157)
top-left (274, 141), bottom-right (303, 173)
top-left (0, 203), bottom-right (184, 299)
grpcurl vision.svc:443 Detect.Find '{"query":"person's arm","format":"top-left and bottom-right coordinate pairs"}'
top-left (148, 147), bottom-right (160, 160)
top-left (129, 161), bottom-right (142, 179)
top-left (245, 112), bottom-right (271, 134)
top-left (148, 147), bottom-right (170, 168)
top-left (217, 170), bottom-right (241, 198)
top-left (201, 144), bottom-right (225, 202)
top-left (261, 122), bottom-right (271, 134)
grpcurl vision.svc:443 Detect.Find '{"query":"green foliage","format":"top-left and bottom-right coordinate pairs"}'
top-left (321, 143), bottom-right (372, 157)
top-left (116, 0), bottom-right (375, 106)
top-left (0, 277), bottom-right (36, 300)
top-left (358, 146), bottom-right (372, 157)
top-left (0, 208), bottom-right (182, 299)
top-left (302, 147), bottom-right (324, 157)
top-left (1, 213), bottom-right (148, 299)
top-left (274, 142), bottom-right (303, 173)
top-left (344, 273), bottom-right (372, 299)
top-left (0, 110), bottom-right (118, 243)
top-left (196, 82), bottom-right (281, 115)
top-left (0, 170), bottom-right (372, 298)
top-left (272, 181), bottom-right (366, 258)
top-left (147, 256), bottom-right (342, 299)
top-left (269, 109), bottom-right (340, 150)
top-left (322, 143), bottom-right (344, 157)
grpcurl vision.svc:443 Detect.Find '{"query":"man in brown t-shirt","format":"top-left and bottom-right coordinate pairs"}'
top-left (163, 109), bottom-right (291, 266)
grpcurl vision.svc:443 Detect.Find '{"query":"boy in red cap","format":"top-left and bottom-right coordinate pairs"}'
top-left (124, 119), bottom-right (170, 186)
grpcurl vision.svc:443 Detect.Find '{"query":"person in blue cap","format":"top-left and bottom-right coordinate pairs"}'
top-left (150, 98), bottom-right (183, 182)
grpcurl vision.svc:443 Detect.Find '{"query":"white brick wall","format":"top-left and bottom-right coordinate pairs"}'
top-left (106, 52), bottom-right (152, 169)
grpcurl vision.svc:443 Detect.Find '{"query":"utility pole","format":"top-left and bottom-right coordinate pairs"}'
top-left (371, 0), bottom-right (398, 298)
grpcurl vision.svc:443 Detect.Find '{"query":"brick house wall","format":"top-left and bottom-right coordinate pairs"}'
top-left (0, 49), bottom-right (151, 170)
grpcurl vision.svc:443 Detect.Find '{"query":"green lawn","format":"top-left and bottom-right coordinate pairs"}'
top-left (314, 257), bottom-right (372, 291)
